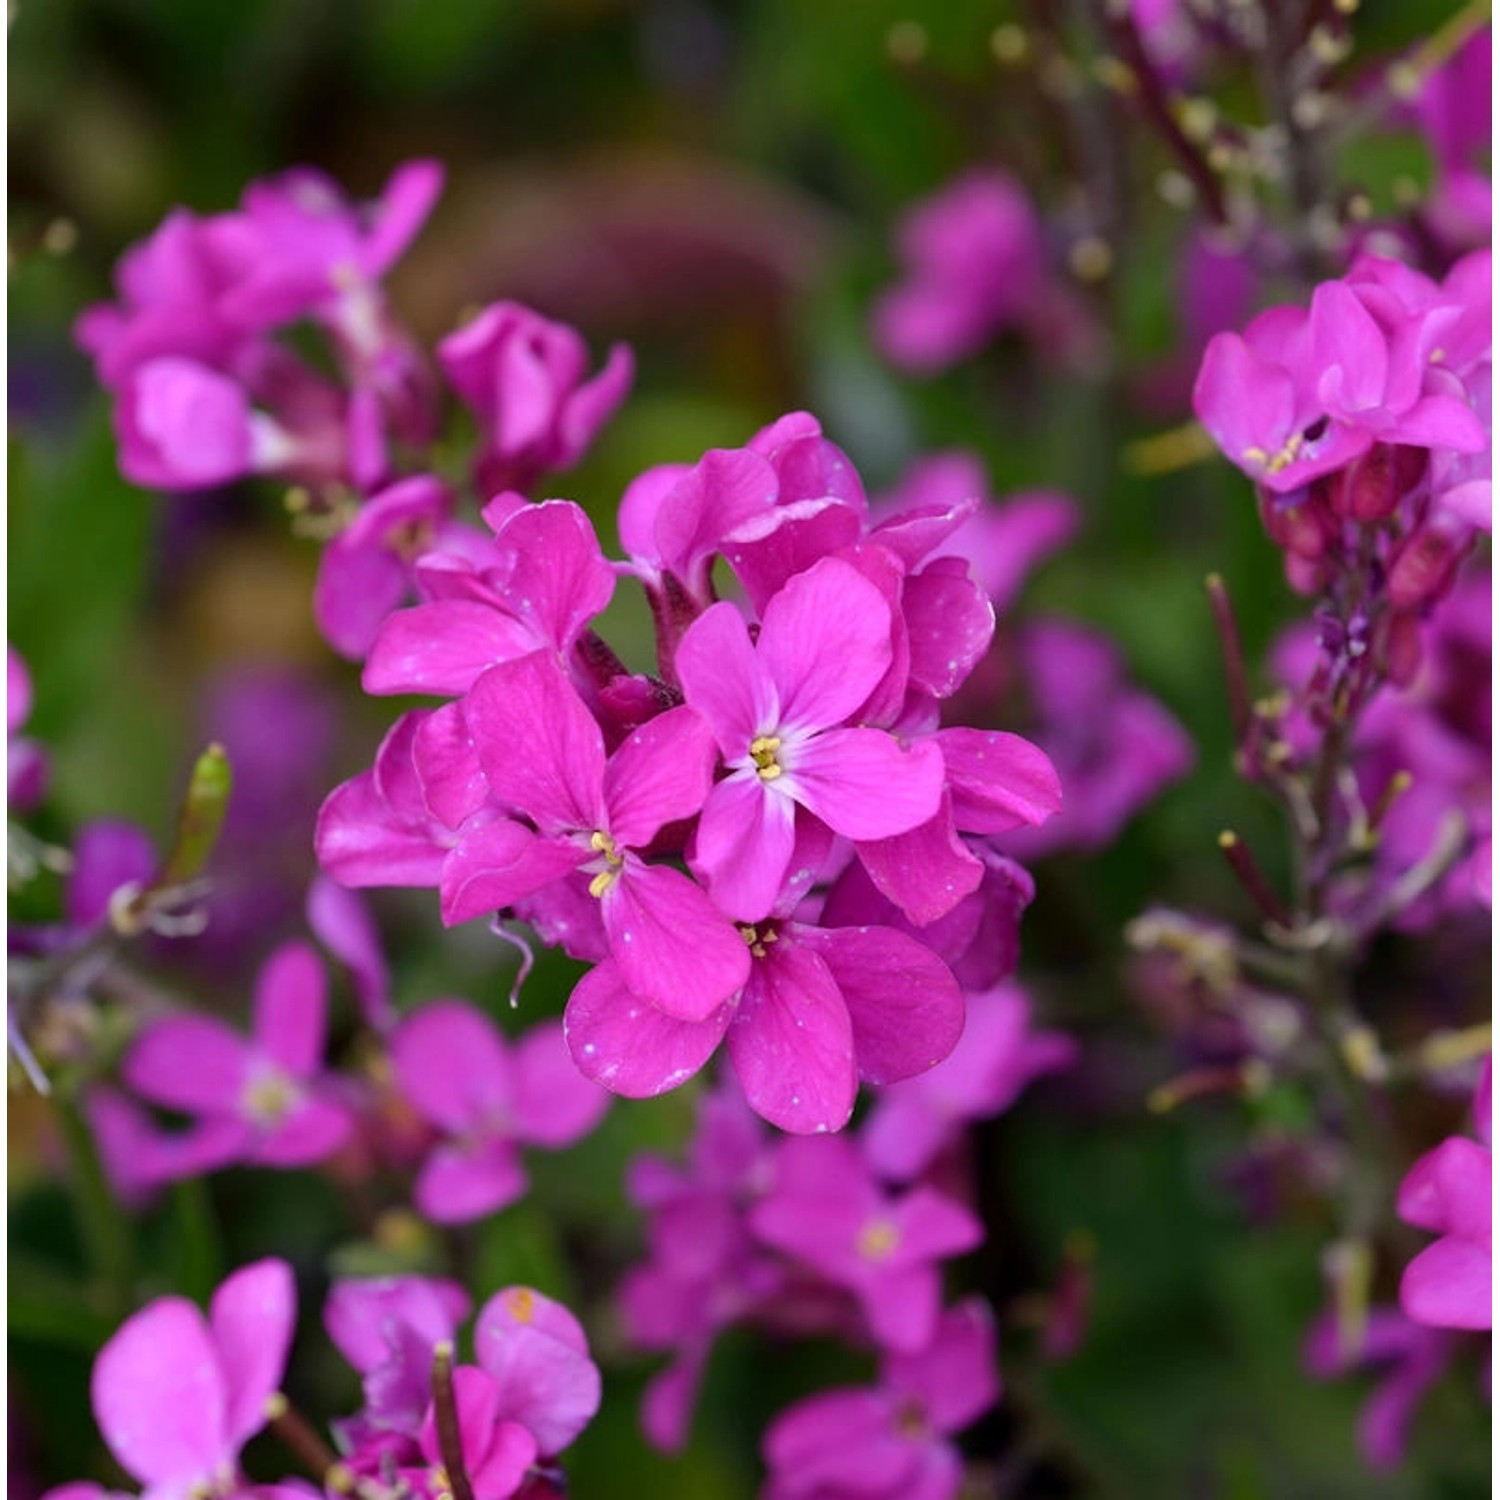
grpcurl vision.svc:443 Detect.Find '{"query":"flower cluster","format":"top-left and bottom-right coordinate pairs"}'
top-left (1194, 250), bottom-right (1491, 611)
top-left (316, 410), bottom-right (1063, 1134)
top-left (42, 1260), bottom-right (600, 1500)
top-left (619, 985), bottom-right (1071, 1493)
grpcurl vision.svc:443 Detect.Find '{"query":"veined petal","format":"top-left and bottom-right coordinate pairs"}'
top-left (493, 500), bottom-right (615, 655)
top-left (440, 819), bottom-right (583, 927)
top-left (362, 601), bottom-right (539, 696)
top-left (565, 961), bottom-right (730, 1098)
top-left (691, 774), bottom-right (796, 922)
top-left (603, 705), bottom-right (718, 849)
top-left (938, 727), bottom-right (1062, 834)
top-left (728, 942), bottom-right (856, 1134)
top-left (465, 653), bottom-right (606, 833)
top-left (799, 924), bottom-right (963, 1084)
top-left (788, 730), bottom-right (944, 840)
top-left (602, 861), bottom-right (751, 1022)
top-left (758, 557), bottom-right (893, 731)
top-left (675, 601), bottom-right (778, 753)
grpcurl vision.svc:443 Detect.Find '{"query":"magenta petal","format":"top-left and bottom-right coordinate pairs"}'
top-left (938, 728), bottom-right (1061, 833)
top-left (855, 800), bottom-right (983, 927)
top-left (306, 876), bottom-right (394, 1031)
top-left (789, 730), bottom-right (944, 840)
top-left (210, 1258), bottom-right (296, 1449)
top-left (1400, 1237), bottom-right (1492, 1330)
top-left (252, 941), bottom-right (327, 1078)
top-left (474, 1296), bottom-right (601, 1456)
top-left (91, 1298), bottom-right (228, 1488)
top-left (493, 500), bottom-right (615, 654)
top-left (691, 774), bottom-right (797, 922)
top-left (413, 702), bottom-right (491, 830)
top-left (363, 158), bottom-right (444, 276)
top-left (654, 447), bottom-right (779, 585)
top-left (390, 999), bottom-right (513, 1134)
top-left (800, 924), bottom-right (963, 1084)
top-left (862, 1263), bottom-right (942, 1352)
top-left (253, 1096), bottom-right (352, 1167)
top-left (903, 561), bottom-right (995, 699)
top-left (674, 601), bottom-right (777, 754)
top-left (123, 1017), bottom-right (251, 1115)
top-left (722, 497), bottom-right (865, 616)
top-left (758, 558), bottom-right (893, 730)
top-left (564, 961), bottom-right (729, 1098)
top-left (729, 944), bottom-right (856, 1134)
top-left (509, 1020), bottom-right (610, 1147)
top-left (559, 343), bottom-right (635, 461)
top-left (892, 1186), bottom-right (986, 1264)
top-left (440, 818), bottom-right (583, 927)
top-left (66, 821), bottom-right (157, 931)
top-left (315, 769), bottom-right (446, 890)
top-left (362, 601), bottom-right (539, 696)
top-left (763, 1389), bottom-right (918, 1495)
top-left (465, 653), bottom-right (606, 833)
top-left (887, 1296), bottom-right (1000, 1434)
top-left (640, 1343), bottom-right (711, 1454)
top-left (602, 705), bottom-right (718, 849)
top-left (602, 861), bottom-right (751, 1022)
top-left (313, 532), bottom-right (411, 661)
top-left (415, 1140), bottom-right (529, 1224)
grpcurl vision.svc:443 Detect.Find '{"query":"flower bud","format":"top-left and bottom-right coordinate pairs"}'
top-left (1387, 526), bottom-right (1461, 609)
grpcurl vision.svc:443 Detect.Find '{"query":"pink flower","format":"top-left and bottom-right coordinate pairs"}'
top-left (439, 301), bottom-right (633, 494)
top-left (389, 1001), bottom-right (608, 1223)
top-left (873, 170), bottom-right (1047, 374)
top-left (362, 499), bottom-right (615, 699)
top-left (1194, 257), bottom-right (1488, 496)
top-left (1304, 1306), bottom-right (1454, 1471)
top-left (749, 1136), bottom-right (983, 1350)
top-left (313, 475), bottom-right (487, 661)
top-left (566, 907), bottom-right (964, 1133)
top-left (306, 876), bottom-right (395, 1032)
top-left (326, 1275), bottom-right (471, 1440)
top-left (408, 1367), bottom-right (536, 1500)
top-left (676, 556), bottom-right (946, 921)
top-left (473, 1286), bottom-right (601, 1458)
top-left (761, 1298), bottom-right (1000, 1500)
top-left (83, 1260), bottom-right (295, 1500)
top-left (862, 983), bottom-right (1077, 1181)
top-left (441, 650), bottom-right (749, 1020)
top-left (121, 942), bottom-right (352, 1174)
top-left (317, 711), bottom-right (462, 890)
top-left (1397, 1058), bottom-right (1492, 1330)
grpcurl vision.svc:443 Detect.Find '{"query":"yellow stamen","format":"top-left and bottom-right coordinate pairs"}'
top-left (587, 830), bottom-right (624, 899)
top-left (749, 735), bottom-right (783, 781)
top-left (504, 1287), bottom-right (536, 1323)
top-left (857, 1218), bottom-right (901, 1262)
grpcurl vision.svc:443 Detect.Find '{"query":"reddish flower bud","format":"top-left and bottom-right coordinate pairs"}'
top-left (1387, 527), bottom-right (1461, 609)
top-left (1382, 610), bottom-right (1425, 687)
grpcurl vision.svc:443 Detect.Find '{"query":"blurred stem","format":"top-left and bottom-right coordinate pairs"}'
top-left (54, 1094), bottom-right (134, 1321)
top-left (172, 1176), bottom-right (223, 1304)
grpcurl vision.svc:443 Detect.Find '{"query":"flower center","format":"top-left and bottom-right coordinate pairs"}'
top-left (586, 829), bottom-right (624, 898)
top-left (893, 1399), bottom-right (929, 1441)
top-left (242, 1067), bottom-right (297, 1126)
top-left (737, 922), bottom-right (780, 960)
top-left (1242, 430), bottom-right (1304, 476)
top-left (749, 735), bottom-right (783, 781)
top-left (857, 1217), bottom-right (901, 1262)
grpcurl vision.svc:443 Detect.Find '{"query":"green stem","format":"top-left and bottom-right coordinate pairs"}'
top-left (54, 1094), bottom-right (135, 1320)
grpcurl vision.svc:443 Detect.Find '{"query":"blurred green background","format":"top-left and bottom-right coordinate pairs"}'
top-left (9, 2), bottom-right (1490, 1497)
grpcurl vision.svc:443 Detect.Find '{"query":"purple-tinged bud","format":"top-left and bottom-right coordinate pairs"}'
top-left (1331, 444), bottom-right (1417, 522)
top-left (1381, 610), bottom-right (1425, 687)
top-left (1387, 526), bottom-right (1461, 609)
